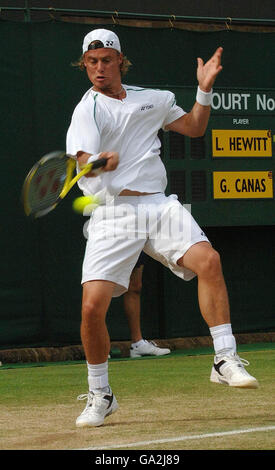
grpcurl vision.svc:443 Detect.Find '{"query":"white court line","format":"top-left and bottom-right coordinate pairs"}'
top-left (77, 425), bottom-right (275, 450)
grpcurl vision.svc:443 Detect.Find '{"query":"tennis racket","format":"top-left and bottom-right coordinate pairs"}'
top-left (22, 150), bottom-right (107, 217)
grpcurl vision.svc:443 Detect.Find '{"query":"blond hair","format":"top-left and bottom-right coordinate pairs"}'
top-left (72, 52), bottom-right (132, 77)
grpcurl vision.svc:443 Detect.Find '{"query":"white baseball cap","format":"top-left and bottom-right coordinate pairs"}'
top-left (82, 29), bottom-right (121, 54)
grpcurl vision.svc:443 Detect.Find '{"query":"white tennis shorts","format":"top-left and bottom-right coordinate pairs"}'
top-left (82, 193), bottom-right (210, 296)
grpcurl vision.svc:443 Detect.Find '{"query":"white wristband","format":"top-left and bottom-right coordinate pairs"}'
top-left (196, 86), bottom-right (212, 106)
top-left (87, 153), bottom-right (101, 164)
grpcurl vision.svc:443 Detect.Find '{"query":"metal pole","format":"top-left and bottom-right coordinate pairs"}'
top-left (24, 0), bottom-right (31, 22)
top-left (0, 6), bottom-right (274, 26)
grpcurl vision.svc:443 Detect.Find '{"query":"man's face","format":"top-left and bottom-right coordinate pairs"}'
top-left (83, 48), bottom-right (122, 90)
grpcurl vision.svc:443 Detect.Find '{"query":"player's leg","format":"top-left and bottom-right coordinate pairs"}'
top-left (146, 194), bottom-right (258, 388)
top-left (178, 242), bottom-right (258, 388)
top-left (81, 280), bottom-right (115, 364)
top-left (124, 258), bottom-right (170, 357)
top-left (178, 241), bottom-right (230, 328)
top-left (76, 280), bottom-right (118, 427)
top-left (123, 265), bottom-right (144, 344)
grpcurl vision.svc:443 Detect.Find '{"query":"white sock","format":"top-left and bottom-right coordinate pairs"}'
top-left (87, 361), bottom-right (109, 393)
top-left (209, 323), bottom-right (236, 357)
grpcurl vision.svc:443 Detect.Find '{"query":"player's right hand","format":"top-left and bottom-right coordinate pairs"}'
top-left (76, 151), bottom-right (119, 177)
top-left (99, 151), bottom-right (119, 172)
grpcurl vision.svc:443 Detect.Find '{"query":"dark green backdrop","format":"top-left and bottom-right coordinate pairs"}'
top-left (0, 21), bottom-right (274, 348)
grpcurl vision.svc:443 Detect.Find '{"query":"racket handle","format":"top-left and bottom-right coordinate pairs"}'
top-left (92, 157), bottom-right (108, 169)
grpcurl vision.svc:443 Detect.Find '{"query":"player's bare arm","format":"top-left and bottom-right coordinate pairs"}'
top-left (166, 47), bottom-right (223, 138)
top-left (76, 151), bottom-right (119, 177)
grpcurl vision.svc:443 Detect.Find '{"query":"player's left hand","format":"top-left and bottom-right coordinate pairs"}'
top-left (197, 47), bottom-right (223, 92)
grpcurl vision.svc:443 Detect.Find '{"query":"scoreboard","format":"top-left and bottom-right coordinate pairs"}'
top-left (162, 87), bottom-right (275, 226)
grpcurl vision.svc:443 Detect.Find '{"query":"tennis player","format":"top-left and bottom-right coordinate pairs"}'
top-left (67, 29), bottom-right (258, 428)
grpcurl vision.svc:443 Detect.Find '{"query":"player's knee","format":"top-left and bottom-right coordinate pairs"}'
top-left (81, 299), bottom-right (106, 322)
top-left (198, 248), bottom-right (222, 278)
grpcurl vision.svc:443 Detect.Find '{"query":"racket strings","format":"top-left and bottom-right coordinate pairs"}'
top-left (27, 159), bottom-right (67, 213)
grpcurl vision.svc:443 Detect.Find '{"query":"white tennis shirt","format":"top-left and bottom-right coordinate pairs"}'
top-left (66, 85), bottom-right (186, 200)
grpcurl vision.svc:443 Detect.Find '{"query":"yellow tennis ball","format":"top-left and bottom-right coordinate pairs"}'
top-left (72, 195), bottom-right (99, 214)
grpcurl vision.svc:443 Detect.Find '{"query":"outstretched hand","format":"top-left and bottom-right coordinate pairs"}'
top-left (197, 47), bottom-right (223, 92)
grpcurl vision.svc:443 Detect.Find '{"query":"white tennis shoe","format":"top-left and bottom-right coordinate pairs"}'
top-left (130, 340), bottom-right (171, 358)
top-left (76, 388), bottom-right (118, 427)
top-left (210, 353), bottom-right (259, 388)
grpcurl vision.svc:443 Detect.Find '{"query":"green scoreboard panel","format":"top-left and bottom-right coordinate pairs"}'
top-left (162, 87), bottom-right (275, 226)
